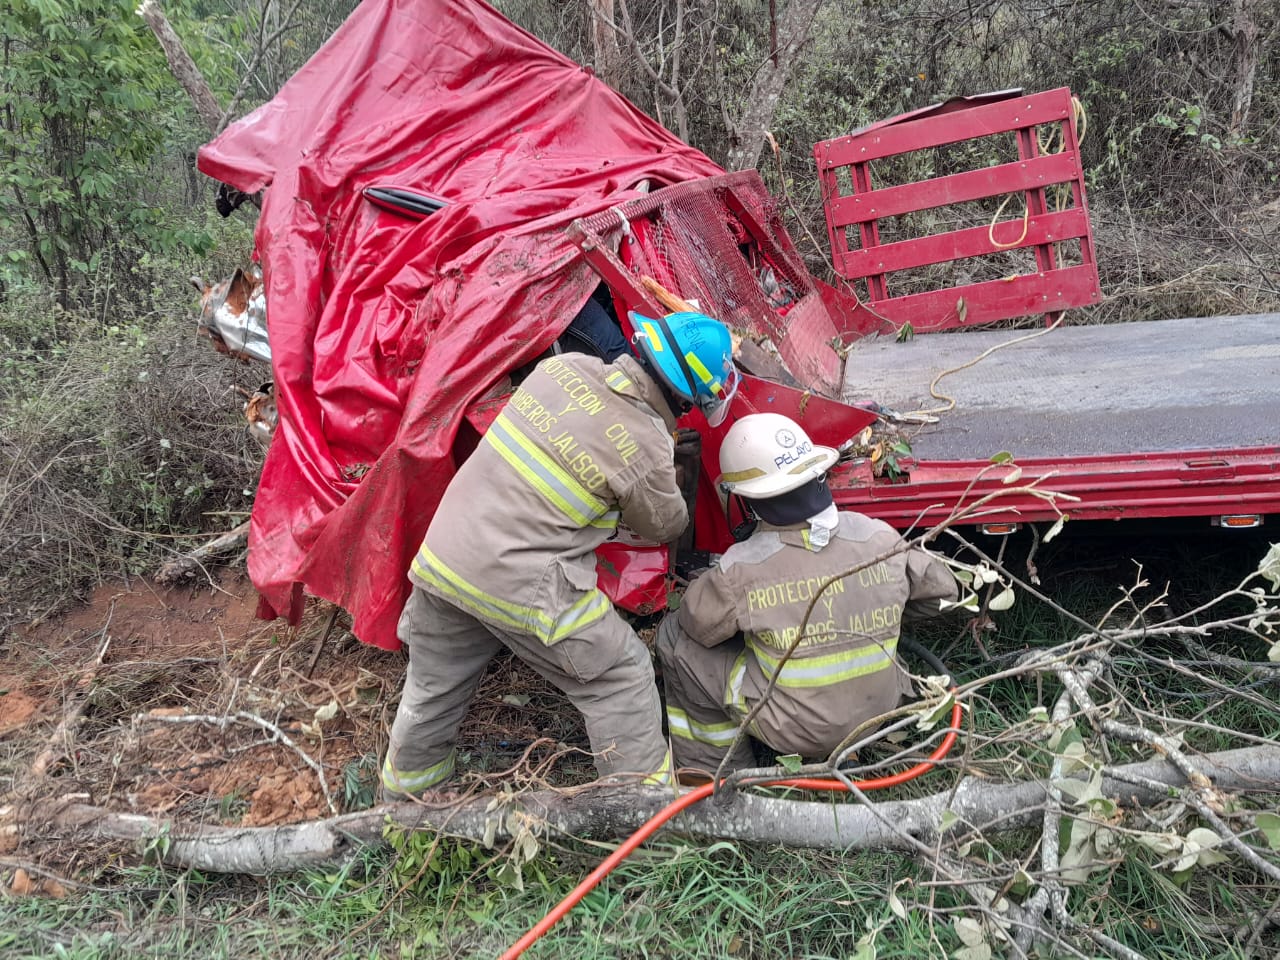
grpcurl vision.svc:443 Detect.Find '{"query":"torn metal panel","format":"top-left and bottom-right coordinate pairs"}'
top-left (191, 264), bottom-right (270, 364)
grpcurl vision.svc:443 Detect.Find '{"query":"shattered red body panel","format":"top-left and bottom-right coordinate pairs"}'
top-left (199, 0), bottom-right (723, 649)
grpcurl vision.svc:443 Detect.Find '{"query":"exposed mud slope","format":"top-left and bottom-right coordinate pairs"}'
top-left (2, 574), bottom-right (592, 843)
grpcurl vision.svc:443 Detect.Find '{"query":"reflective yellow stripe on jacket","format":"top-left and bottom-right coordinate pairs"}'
top-left (747, 637), bottom-right (898, 689)
top-left (483, 413), bottom-right (619, 530)
top-left (726, 651), bottom-right (748, 713)
top-left (412, 547), bottom-right (611, 645)
top-left (605, 370), bottom-right (632, 392)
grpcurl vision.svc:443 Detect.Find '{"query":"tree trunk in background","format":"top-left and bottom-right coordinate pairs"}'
top-left (1228, 0), bottom-right (1259, 140)
top-left (724, 0), bottom-right (826, 171)
top-left (588, 0), bottom-right (623, 88)
top-left (137, 0), bottom-right (224, 135)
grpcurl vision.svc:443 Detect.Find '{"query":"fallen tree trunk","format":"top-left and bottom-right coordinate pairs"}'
top-left (154, 521), bottom-right (251, 584)
top-left (12, 745), bottom-right (1279, 875)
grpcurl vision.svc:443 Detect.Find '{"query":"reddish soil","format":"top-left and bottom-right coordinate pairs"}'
top-left (1, 571), bottom-right (589, 832)
top-left (0, 680), bottom-right (38, 736)
top-left (2, 573), bottom-right (397, 827)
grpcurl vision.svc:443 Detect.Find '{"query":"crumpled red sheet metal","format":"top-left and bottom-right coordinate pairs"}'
top-left (198, 0), bottom-right (723, 650)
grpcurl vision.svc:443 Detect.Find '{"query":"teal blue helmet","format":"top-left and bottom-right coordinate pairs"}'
top-left (628, 310), bottom-right (740, 427)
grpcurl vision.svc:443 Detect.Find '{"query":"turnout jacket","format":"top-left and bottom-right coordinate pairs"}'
top-left (410, 353), bottom-right (687, 643)
top-left (677, 512), bottom-right (958, 756)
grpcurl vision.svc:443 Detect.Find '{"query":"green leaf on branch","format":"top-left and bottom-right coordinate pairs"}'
top-left (1256, 812), bottom-right (1280, 849)
top-left (951, 917), bottom-right (990, 959)
top-left (914, 691), bottom-right (957, 731)
top-left (1008, 869), bottom-right (1035, 897)
top-left (940, 594), bottom-right (981, 613)
top-left (887, 879), bottom-right (909, 919)
top-left (1186, 827), bottom-right (1229, 866)
top-left (777, 753), bottom-right (802, 774)
top-left (988, 587), bottom-right (1015, 611)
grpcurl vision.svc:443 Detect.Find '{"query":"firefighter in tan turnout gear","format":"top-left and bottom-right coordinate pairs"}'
top-left (656, 413), bottom-right (958, 776)
top-left (382, 308), bottom-right (740, 798)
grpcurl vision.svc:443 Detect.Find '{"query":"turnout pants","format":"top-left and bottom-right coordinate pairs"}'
top-left (655, 615), bottom-right (756, 775)
top-left (383, 587), bottom-right (671, 796)
top-left (658, 615), bottom-right (916, 776)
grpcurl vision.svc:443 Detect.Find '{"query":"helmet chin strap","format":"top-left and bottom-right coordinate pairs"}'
top-left (728, 494), bottom-right (759, 543)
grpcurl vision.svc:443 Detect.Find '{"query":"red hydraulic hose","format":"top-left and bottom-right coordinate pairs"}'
top-left (499, 700), bottom-right (963, 960)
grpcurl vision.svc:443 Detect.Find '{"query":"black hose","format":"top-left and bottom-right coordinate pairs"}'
top-left (900, 634), bottom-right (949, 678)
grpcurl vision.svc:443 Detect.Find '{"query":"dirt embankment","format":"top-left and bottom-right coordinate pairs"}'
top-left (1, 572), bottom-right (593, 872)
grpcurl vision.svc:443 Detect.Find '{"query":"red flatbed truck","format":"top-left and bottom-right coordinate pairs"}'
top-left (570, 87), bottom-right (1280, 570)
top-left (199, 0), bottom-right (1278, 642)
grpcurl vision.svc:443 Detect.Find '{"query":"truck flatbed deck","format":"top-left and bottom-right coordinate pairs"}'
top-left (844, 314), bottom-right (1280, 461)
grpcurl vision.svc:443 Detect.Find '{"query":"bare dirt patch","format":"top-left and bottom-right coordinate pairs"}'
top-left (0, 680), bottom-right (39, 736)
top-left (2, 571), bottom-right (593, 854)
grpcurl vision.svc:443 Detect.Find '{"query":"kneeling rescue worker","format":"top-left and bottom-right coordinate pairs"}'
top-left (382, 307), bottom-right (739, 798)
top-left (656, 412), bottom-right (958, 778)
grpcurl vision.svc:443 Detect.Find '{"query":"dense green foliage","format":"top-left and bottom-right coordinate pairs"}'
top-left (1, 0), bottom-right (213, 307)
top-left (2, 0), bottom-right (1277, 314)
top-left (499, 0), bottom-right (1280, 320)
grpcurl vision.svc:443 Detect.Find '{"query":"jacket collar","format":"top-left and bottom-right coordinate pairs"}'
top-left (759, 504), bottom-right (840, 551)
top-left (609, 354), bottom-right (678, 432)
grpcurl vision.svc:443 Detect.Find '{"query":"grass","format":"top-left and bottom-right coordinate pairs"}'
top-left (3, 521), bottom-right (1277, 960)
top-left (6, 818), bottom-right (1275, 956)
top-left (7, 832), bottom-right (1272, 959)
top-left (0, 845), bottom-right (956, 959)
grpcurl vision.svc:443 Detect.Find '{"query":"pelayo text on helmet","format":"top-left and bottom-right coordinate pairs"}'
top-left (773, 438), bottom-right (814, 469)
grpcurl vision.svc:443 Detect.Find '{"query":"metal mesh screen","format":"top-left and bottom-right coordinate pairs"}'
top-left (574, 171), bottom-right (843, 395)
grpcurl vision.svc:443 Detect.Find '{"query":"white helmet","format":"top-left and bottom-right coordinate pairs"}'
top-left (717, 413), bottom-right (839, 499)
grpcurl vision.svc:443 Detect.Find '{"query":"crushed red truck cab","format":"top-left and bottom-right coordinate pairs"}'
top-left (199, 0), bottom-right (1280, 649)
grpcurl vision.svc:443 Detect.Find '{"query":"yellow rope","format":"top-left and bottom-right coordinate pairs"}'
top-left (907, 313), bottom-right (1065, 418)
top-left (986, 96), bottom-right (1088, 247)
top-left (987, 192), bottom-right (1031, 249)
top-left (903, 99), bottom-right (1089, 418)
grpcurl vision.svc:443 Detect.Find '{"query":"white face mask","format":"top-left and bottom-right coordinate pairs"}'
top-left (807, 502), bottom-right (839, 549)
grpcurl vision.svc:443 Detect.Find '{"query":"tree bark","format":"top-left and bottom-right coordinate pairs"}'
top-left (137, 0), bottom-right (225, 135)
top-left (12, 745), bottom-right (1279, 875)
top-left (588, 0), bottom-right (623, 88)
top-left (1228, 0), bottom-right (1259, 140)
top-left (154, 521), bottom-right (251, 584)
top-left (725, 0), bottom-right (826, 171)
